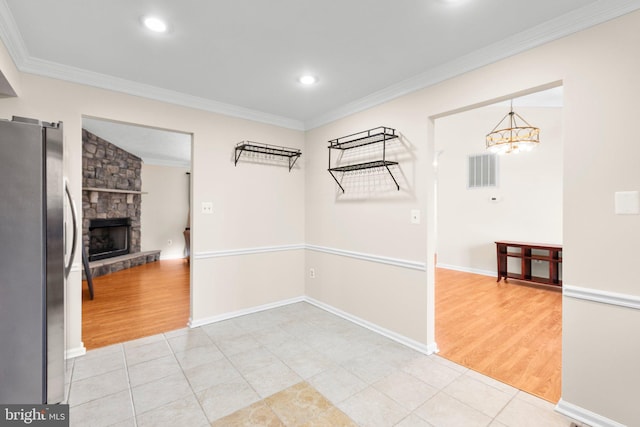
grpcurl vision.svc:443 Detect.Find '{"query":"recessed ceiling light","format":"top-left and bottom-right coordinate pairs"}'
top-left (142, 16), bottom-right (168, 33)
top-left (299, 75), bottom-right (318, 85)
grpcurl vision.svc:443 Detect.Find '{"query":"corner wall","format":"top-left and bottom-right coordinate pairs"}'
top-left (304, 11), bottom-right (640, 426)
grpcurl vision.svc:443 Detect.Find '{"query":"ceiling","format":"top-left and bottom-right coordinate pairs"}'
top-left (1, 1), bottom-right (638, 132)
top-left (82, 117), bottom-right (191, 168)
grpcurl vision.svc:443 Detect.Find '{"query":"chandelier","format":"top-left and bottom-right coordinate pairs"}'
top-left (486, 101), bottom-right (540, 154)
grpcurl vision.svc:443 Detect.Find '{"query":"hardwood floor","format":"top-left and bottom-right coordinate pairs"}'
top-left (435, 268), bottom-right (562, 403)
top-left (82, 259), bottom-right (190, 350)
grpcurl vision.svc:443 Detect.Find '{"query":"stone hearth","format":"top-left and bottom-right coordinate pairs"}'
top-left (85, 250), bottom-right (161, 279)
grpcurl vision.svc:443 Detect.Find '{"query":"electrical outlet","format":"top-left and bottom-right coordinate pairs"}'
top-left (410, 209), bottom-right (420, 224)
top-left (309, 268), bottom-right (316, 279)
top-left (201, 202), bottom-right (213, 214)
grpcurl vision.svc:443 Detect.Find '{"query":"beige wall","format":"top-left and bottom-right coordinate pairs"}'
top-left (304, 11), bottom-right (640, 426)
top-left (141, 164), bottom-right (191, 259)
top-left (1, 9), bottom-right (640, 425)
top-left (435, 105), bottom-right (563, 274)
top-left (0, 47), bottom-right (306, 358)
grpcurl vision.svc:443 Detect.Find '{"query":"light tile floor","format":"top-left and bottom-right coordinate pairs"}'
top-left (67, 302), bottom-right (586, 427)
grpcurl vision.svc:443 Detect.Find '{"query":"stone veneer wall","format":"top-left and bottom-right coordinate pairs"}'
top-left (82, 129), bottom-right (142, 255)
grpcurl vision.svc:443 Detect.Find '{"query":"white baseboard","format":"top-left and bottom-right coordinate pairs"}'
top-left (188, 296), bottom-right (306, 328)
top-left (555, 399), bottom-right (626, 427)
top-left (304, 297), bottom-right (438, 355)
top-left (436, 263), bottom-right (496, 278)
top-left (65, 344), bottom-right (87, 359)
top-left (159, 253), bottom-right (187, 261)
top-left (187, 295), bottom-right (437, 356)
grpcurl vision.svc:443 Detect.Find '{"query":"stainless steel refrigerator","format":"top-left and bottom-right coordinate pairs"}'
top-left (0, 116), bottom-right (74, 404)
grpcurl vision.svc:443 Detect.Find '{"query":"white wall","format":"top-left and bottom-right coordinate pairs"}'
top-left (141, 164), bottom-right (190, 259)
top-left (435, 105), bottom-right (563, 275)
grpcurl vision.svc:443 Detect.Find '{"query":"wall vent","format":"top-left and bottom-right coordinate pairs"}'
top-left (468, 153), bottom-right (498, 188)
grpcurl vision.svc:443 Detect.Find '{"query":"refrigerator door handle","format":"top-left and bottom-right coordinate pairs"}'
top-left (64, 179), bottom-right (78, 279)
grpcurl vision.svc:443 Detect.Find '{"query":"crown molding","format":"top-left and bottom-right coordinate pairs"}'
top-left (0, 0), bottom-right (304, 131)
top-left (0, 0), bottom-right (27, 66)
top-left (1, 0), bottom-right (639, 131)
top-left (304, 0), bottom-right (640, 130)
top-left (18, 56), bottom-right (306, 131)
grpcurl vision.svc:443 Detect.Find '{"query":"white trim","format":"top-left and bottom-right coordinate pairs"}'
top-left (159, 254), bottom-right (188, 261)
top-left (555, 399), bottom-right (626, 427)
top-left (436, 263), bottom-right (495, 278)
top-left (563, 285), bottom-right (640, 311)
top-left (306, 244), bottom-right (426, 271)
top-left (194, 243), bottom-right (425, 271)
top-left (70, 262), bottom-right (82, 273)
top-left (193, 244), bottom-right (305, 260)
top-left (305, 297), bottom-right (438, 355)
top-left (65, 344), bottom-right (87, 360)
top-left (21, 56), bottom-right (305, 131)
top-left (0, 0), bottom-right (28, 68)
top-left (304, 0), bottom-right (640, 129)
top-left (1, 0), bottom-right (638, 130)
top-left (188, 295), bottom-right (438, 355)
top-left (188, 296), bottom-right (306, 328)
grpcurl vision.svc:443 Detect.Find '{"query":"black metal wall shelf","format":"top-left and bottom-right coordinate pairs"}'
top-left (328, 126), bottom-right (400, 192)
top-left (235, 141), bottom-right (301, 172)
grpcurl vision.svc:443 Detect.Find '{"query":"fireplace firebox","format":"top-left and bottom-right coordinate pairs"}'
top-left (88, 218), bottom-right (131, 261)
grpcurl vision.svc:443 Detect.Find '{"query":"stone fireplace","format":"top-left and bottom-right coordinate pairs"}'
top-left (82, 129), bottom-right (159, 277)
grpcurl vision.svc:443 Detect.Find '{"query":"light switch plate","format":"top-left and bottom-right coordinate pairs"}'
top-left (614, 191), bottom-right (640, 215)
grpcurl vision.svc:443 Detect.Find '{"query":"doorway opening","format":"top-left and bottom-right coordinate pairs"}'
top-left (80, 116), bottom-right (193, 350)
top-left (432, 85), bottom-right (563, 402)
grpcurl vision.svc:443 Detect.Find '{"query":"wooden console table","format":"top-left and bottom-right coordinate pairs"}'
top-left (496, 241), bottom-right (562, 287)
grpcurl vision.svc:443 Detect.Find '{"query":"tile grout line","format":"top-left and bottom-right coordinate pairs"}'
top-left (207, 315), bottom-right (347, 425)
top-left (177, 325), bottom-right (260, 425)
top-left (215, 320), bottom-right (293, 424)
top-left (64, 357), bottom-right (75, 405)
top-left (491, 392), bottom-right (519, 425)
top-left (162, 328), bottom-right (213, 425)
top-left (121, 343), bottom-right (139, 427)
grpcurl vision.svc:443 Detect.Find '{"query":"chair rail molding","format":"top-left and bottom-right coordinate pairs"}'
top-left (563, 285), bottom-right (640, 311)
top-left (306, 244), bottom-right (426, 271)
